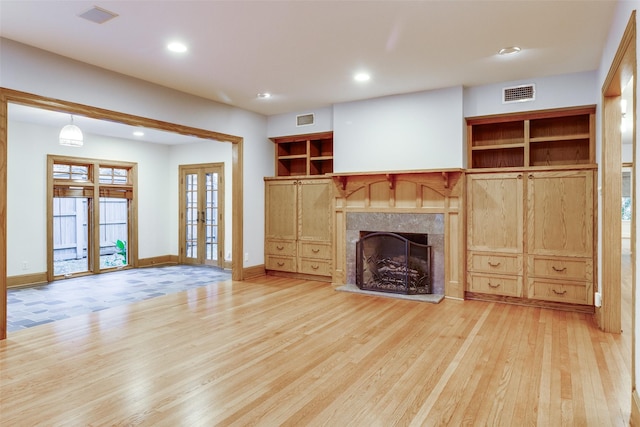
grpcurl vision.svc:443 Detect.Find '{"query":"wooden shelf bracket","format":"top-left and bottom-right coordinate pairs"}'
top-left (385, 173), bottom-right (396, 189)
top-left (337, 176), bottom-right (347, 191)
top-left (442, 172), bottom-right (450, 189)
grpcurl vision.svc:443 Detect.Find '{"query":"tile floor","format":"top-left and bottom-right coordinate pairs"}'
top-left (7, 265), bottom-right (231, 333)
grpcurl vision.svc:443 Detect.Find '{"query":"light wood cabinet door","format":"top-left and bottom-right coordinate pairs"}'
top-left (527, 170), bottom-right (594, 258)
top-left (265, 177), bottom-right (333, 278)
top-left (298, 178), bottom-right (332, 242)
top-left (467, 173), bottom-right (523, 254)
top-left (265, 180), bottom-right (297, 241)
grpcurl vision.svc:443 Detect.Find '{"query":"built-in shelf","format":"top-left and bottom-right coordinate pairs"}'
top-left (271, 131), bottom-right (333, 176)
top-left (467, 105), bottom-right (596, 170)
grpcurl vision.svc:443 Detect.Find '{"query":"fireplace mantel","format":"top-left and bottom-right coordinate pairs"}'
top-left (331, 168), bottom-right (463, 191)
top-left (331, 170), bottom-right (465, 299)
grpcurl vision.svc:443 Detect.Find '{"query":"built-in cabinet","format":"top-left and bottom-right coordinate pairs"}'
top-left (264, 177), bottom-right (333, 279)
top-left (467, 172), bottom-right (524, 298)
top-left (526, 170), bottom-right (594, 305)
top-left (466, 106), bottom-right (596, 311)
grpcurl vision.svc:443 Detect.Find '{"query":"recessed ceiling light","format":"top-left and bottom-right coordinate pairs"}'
top-left (167, 42), bottom-right (188, 53)
top-left (257, 92), bottom-right (272, 99)
top-left (133, 131), bottom-right (144, 137)
top-left (498, 46), bottom-right (521, 56)
top-left (354, 72), bottom-right (371, 82)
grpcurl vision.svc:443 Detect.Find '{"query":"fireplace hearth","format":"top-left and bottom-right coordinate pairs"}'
top-left (356, 232), bottom-right (432, 295)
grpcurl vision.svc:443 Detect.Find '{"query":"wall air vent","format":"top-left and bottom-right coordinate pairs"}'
top-left (78, 6), bottom-right (119, 24)
top-left (296, 113), bottom-right (315, 127)
top-left (502, 84), bottom-right (535, 104)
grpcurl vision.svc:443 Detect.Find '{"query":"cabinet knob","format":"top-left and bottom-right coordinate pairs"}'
top-left (487, 261), bottom-right (501, 267)
top-left (552, 266), bottom-right (567, 273)
top-left (552, 289), bottom-right (567, 296)
top-left (276, 245), bottom-right (284, 250)
top-left (312, 248), bottom-right (320, 253)
top-left (311, 264), bottom-right (319, 270)
top-left (277, 262), bottom-right (285, 267)
top-left (528, 174), bottom-right (534, 179)
top-left (488, 282), bottom-right (500, 288)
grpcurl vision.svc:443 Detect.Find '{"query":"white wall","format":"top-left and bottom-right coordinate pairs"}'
top-left (463, 71), bottom-right (599, 118)
top-left (7, 120), bottom-right (172, 276)
top-left (1, 38), bottom-right (271, 268)
top-left (269, 73), bottom-right (600, 174)
top-left (267, 106), bottom-right (333, 138)
top-left (333, 86), bottom-right (464, 172)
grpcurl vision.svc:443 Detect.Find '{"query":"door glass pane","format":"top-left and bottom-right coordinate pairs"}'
top-left (205, 172), bottom-right (218, 261)
top-left (99, 197), bottom-right (129, 269)
top-left (53, 197), bottom-right (88, 276)
top-left (185, 173), bottom-right (198, 259)
top-left (622, 170), bottom-right (632, 220)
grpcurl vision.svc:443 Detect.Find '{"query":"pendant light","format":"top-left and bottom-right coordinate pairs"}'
top-left (59, 115), bottom-right (83, 147)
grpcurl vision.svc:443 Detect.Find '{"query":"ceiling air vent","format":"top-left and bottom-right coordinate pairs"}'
top-left (78, 6), bottom-right (119, 24)
top-left (502, 84), bottom-right (535, 104)
top-left (296, 113), bottom-right (314, 127)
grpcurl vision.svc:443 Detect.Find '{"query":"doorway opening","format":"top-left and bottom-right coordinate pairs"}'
top-left (1, 89), bottom-right (244, 341)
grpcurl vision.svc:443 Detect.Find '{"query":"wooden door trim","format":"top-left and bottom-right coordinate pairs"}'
top-left (600, 12), bottom-right (635, 334)
top-left (0, 88), bottom-right (245, 340)
top-left (599, 10), bottom-right (637, 423)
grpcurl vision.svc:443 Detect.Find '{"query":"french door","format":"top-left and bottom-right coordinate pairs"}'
top-left (48, 156), bottom-right (137, 280)
top-left (179, 163), bottom-right (224, 267)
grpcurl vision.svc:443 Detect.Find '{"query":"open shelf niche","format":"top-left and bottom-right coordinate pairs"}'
top-left (467, 105), bottom-right (595, 170)
top-left (271, 131), bottom-right (333, 176)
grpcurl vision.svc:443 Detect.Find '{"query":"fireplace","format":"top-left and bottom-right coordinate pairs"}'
top-left (356, 232), bottom-right (432, 295)
top-left (346, 212), bottom-right (445, 296)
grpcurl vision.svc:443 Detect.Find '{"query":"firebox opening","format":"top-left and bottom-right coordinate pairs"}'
top-left (359, 231), bottom-right (428, 245)
top-left (356, 231), bottom-right (432, 295)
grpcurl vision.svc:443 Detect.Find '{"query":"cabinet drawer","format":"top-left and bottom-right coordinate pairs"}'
top-left (265, 240), bottom-right (296, 256)
top-left (528, 256), bottom-right (592, 281)
top-left (527, 278), bottom-right (592, 305)
top-left (468, 273), bottom-right (522, 297)
top-left (266, 255), bottom-right (296, 273)
top-left (299, 258), bottom-right (331, 276)
top-left (468, 252), bottom-right (522, 275)
top-left (299, 241), bottom-right (331, 259)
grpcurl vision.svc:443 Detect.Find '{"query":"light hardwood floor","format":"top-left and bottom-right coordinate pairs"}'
top-left (0, 275), bottom-right (631, 426)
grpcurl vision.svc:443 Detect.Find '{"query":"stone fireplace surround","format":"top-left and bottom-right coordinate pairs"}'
top-left (346, 212), bottom-right (445, 296)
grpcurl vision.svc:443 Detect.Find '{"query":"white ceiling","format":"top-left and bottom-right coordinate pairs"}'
top-left (0, 0), bottom-right (619, 144)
